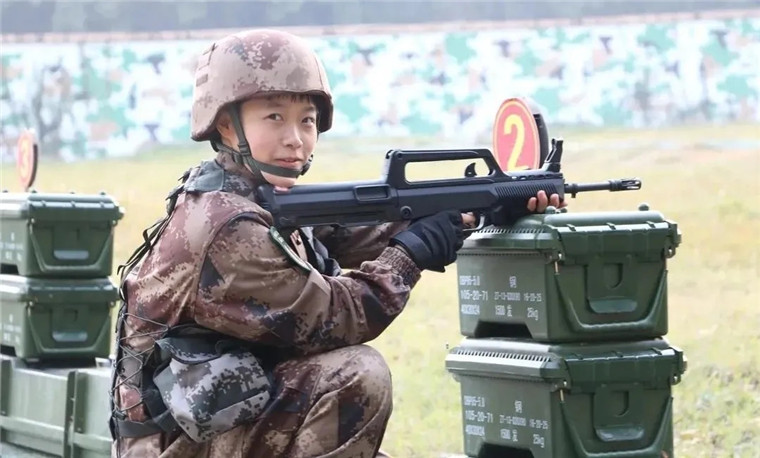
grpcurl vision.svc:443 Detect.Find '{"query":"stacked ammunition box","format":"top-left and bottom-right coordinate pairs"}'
top-left (445, 204), bottom-right (687, 457)
top-left (0, 190), bottom-right (123, 457)
top-left (0, 190), bottom-right (123, 365)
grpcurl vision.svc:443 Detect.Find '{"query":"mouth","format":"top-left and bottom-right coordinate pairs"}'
top-left (273, 158), bottom-right (303, 169)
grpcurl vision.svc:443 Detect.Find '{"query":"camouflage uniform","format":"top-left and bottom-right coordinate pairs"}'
top-left (111, 29), bottom-right (419, 457)
top-left (112, 150), bottom-right (416, 457)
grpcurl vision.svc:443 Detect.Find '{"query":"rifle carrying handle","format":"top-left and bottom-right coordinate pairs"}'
top-left (384, 148), bottom-right (505, 188)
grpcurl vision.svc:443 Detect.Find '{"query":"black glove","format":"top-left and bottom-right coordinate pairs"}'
top-left (390, 210), bottom-right (465, 272)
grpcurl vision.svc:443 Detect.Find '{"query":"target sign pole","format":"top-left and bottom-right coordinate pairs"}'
top-left (16, 129), bottom-right (39, 192)
top-left (492, 98), bottom-right (542, 172)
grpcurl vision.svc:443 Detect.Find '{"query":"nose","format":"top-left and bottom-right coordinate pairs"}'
top-left (282, 123), bottom-right (304, 150)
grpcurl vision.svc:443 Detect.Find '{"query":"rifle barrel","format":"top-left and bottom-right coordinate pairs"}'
top-left (565, 178), bottom-right (641, 197)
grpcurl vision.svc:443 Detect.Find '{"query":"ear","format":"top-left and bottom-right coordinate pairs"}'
top-left (215, 111), bottom-right (236, 143)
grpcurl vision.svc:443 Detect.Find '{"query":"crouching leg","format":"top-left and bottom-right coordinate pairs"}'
top-left (208, 344), bottom-right (393, 458)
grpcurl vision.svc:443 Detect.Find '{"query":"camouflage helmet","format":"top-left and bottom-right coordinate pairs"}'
top-left (191, 28), bottom-right (333, 142)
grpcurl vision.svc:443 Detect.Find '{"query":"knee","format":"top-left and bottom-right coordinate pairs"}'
top-left (285, 346), bottom-right (393, 455)
top-left (322, 345), bottom-right (393, 410)
top-left (348, 345), bottom-right (392, 401)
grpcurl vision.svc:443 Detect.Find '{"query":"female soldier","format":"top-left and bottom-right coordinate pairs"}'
top-left (109, 28), bottom-right (560, 458)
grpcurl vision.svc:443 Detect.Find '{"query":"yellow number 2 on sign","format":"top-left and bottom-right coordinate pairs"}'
top-left (492, 98), bottom-right (541, 172)
top-left (503, 114), bottom-right (527, 171)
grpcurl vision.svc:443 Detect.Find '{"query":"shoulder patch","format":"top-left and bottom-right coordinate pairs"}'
top-left (268, 227), bottom-right (312, 274)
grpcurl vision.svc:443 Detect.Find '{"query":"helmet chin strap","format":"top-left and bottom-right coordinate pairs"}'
top-left (212, 104), bottom-right (313, 183)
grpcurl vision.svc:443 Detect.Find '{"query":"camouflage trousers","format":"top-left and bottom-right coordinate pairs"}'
top-left (112, 344), bottom-right (393, 458)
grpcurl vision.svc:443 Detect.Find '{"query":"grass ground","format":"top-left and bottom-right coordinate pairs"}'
top-left (1, 123), bottom-right (758, 457)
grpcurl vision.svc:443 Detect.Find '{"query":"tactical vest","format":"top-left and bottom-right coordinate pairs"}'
top-left (109, 159), bottom-right (341, 442)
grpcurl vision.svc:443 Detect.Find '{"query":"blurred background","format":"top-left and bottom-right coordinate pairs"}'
top-left (1, 0), bottom-right (755, 32)
top-left (1, 0), bottom-right (758, 160)
top-left (1, 1), bottom-right (759, 457)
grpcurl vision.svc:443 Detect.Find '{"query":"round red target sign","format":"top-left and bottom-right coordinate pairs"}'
top-left (492, 98), bottom-right (541, 171)
top-left (16, 129), bottom-right (39, 191)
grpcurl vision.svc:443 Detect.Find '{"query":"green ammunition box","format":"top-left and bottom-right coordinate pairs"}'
top-left (0, 355), bottom-right (70, 455)
top-left (456, 205), bottom-right (680, 342)
top-left (0, 191), bottom-right (123, 278)
top-left (445, 338), bottom-right (686, 458)
top-left (0, 275), bottom-right (117, 361)
top-left (0, 355), bottom-right (112, 457)
top-left (65, 366), bottom-right (113, 457)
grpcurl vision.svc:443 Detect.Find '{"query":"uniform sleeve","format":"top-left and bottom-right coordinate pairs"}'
top-left (192, 216), bottom-right (420, 355)
top-left (311, 222), bottom-right (409, 269)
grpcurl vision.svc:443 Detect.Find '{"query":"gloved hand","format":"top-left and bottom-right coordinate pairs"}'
top-left (390, 210), bottom-right (465, 272)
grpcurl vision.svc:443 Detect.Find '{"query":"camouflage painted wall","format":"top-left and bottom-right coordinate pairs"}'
top-left (1, 17), bottom-right (758, 160)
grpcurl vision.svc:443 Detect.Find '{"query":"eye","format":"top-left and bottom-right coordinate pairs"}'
top-left (303, 116), bottom-right (317, 125)
top-left (266, 113), bottom-right (283, 121)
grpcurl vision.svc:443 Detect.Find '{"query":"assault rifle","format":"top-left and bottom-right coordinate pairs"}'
top-left (256, 139), bottom-right (641, 230)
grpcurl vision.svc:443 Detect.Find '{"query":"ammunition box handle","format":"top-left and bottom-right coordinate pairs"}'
top-left (27, 308), bottom-right (111, 357)
top-left (561, 396), bottom-right (673, 458)
top-left (556, 271), bottom-right (666, 334)
top-left (29, 226), bottom-right (113, 274)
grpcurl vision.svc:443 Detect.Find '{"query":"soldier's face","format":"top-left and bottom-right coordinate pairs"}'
top-left (239, 94), bottom-right (318, 189)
